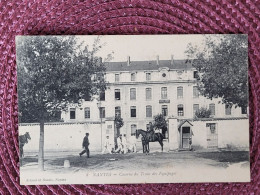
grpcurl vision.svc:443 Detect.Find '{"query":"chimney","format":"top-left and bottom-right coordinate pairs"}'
top-left (156, 55), bottom-right (159, 65)
top-left (171, 55), bottom-right (174, 65)
top-left (127, 56), bottom-right (130, 66)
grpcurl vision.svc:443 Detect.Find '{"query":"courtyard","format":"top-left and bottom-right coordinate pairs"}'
top-left (20, 149), bottom-right (250, 184)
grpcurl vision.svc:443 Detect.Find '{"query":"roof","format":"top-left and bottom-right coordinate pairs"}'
top-left (105, 60), bottom-right (193, 72)
top-left (178, 120), bottom-right (193, 129)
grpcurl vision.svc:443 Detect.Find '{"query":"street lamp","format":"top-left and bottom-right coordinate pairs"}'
top-left (97, 101), bottom-right (102, 152)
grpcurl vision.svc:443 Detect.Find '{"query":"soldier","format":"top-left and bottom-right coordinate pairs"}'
top-left (121, 134), bottom-right (127, 154)
top-left (102, 135), bottom-right (112, 154)
top-left (79, 133), bottom-right (90, 157)
top-left (128, 133), bottom-right (137, 153)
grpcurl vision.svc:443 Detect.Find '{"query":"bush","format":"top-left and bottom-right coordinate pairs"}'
top-left (195, 107), bottom-right (211, 118)
top-left (153, 114), bottom-right (167, 130)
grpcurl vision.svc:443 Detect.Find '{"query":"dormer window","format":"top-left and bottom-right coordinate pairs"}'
top-left (162, 73), bottom-right (166, 77)
top-left (146, 72), bottom-right (151, 81)
top-left (194, 71), bottom-right (199, 79)
top-left (131, 73), bottom-right (136, 81)
top-left (115, 74), bottom-right (119, 82)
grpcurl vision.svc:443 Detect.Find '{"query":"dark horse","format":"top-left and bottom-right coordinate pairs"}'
top-left (136, 129), bottom-right (164, 154)
top-left (19, 132), bottom-right (31, 158)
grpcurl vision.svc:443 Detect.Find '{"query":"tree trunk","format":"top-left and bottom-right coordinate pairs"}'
top-left (38, 120), bottom-right (44, 171)
top-left (117, 127), bottom-right (120, 137)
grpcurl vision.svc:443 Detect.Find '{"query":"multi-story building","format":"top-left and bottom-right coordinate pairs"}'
top-left (61, 56), bottom-right (248, 140)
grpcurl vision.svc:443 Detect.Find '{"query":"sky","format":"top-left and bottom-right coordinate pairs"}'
top-left (78, 35), bottom-right (207, 62)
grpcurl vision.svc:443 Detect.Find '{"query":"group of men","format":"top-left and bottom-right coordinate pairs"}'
top-left (79, 132), bottom-right (137, 157)
top-left (102, 134), bottom-right (137, 154)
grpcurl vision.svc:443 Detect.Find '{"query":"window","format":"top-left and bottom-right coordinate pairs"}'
top-left (178, 104), bottom-right (184, 116)
top-left (131, 73), bottom-right (136, 81)
top-left (225, 104), bottom-right (231, 115)
top-left (146, 73), bottom-right (151, 81)
top-left (70, 108), bottom-right (76, 119)
top-left (193, 86), bottom-right (199, 98)
top-left (241, 106), bottom-right (247, 114)
top-left (146, 105), bottom-right (152, 118)
top-left (209, 103), bottom-right (215, 115)
top-left (146, 88), bottom-right (152, 100)
top-left (161, 87), bottom-right (167, 99)
top-left (162, 105), bottom-right (168, 116)
top-left (130, 106), bottom-right (136, 117)
top-left (99, 107), bottom-right (105, 118)
top-left (99, 91), bottom-right (105, 101)
top-left (84, 107), bottom-right (90, 119)
top-left (193, 71), bottom-right (199, 79)
top-left (193, 104), bottom-right (199, 116)
top-left (207, 123), bottom-right (216, 134)
top-left (115, 106), bottom-right (121, 117)
top-left (131, 124), bottom-right (137, 135)
top-left (115, 74), bottom-right (119, 82)
top-left (115, 89), bottom-right (120, 100)
top-left (177, 86), bottom-right (183, 99)
top-left (130, 88), bottom-right (136, 100)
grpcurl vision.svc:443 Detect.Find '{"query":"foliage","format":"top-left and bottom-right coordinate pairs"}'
top-left (16, 36), bottom-right (108, 170)
top-left (194, 107), bottom-right (211, 118)
top-left (186, 35), bottom-right (248, 108)
top-left (114, 115), bottom-right (124, 129)
top-left (153, 114), bottom-right (167, 130)
top-left (16, 36), bottom-right (107, 123)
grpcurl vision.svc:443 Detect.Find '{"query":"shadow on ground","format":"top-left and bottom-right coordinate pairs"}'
top-left (49, 153), bottom-right (138, 169)
top-left (195, 151), bottom-right (249, 163)
top-left (21, 157), bottom-right (48, 167)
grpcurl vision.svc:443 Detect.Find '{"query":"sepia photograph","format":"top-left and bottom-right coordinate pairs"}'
top-left (16, 35), bottom-right (250, 185)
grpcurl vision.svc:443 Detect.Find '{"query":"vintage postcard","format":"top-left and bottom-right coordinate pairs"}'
top-left (16, 35), bottom-right (250, 185)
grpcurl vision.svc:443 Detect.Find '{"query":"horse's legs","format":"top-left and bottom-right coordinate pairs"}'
top-left (159, 140), bottom-right (163, 152)
top-left (146, 143), bottom-right (149, 155)
top-left (146, 142), bottom-right (149, 154)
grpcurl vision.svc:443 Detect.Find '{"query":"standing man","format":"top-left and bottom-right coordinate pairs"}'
top-left (79, 133), bottom-right (90, 157)
top-left (121, 134), bottom-right (127, 154)
top-left (102, 135), bottom-right (112, 154)
top-left (128, 133), bottom-right (137, 153)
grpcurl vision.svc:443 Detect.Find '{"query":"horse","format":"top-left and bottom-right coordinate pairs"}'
top-left (136, 129), bottom-right (164, 154)
top-left (19, 132), bottom-right (31, 158)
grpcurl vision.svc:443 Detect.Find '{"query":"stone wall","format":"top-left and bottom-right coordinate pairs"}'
top-left (168, 118), bottom-right (249, 150)
top-left (19, 122), bottom-right (107, 153)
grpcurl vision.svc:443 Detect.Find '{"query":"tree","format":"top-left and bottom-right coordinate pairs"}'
top-left (16, 36), bottom-right (107, 170)
top-left (186, 35), bottom-right (248, 108)
top-left (153, 114), bottom-right (167, 137)
top-left (194, 107), bottom-right (211, 119)
top-left (114, 115), bottom-right (124, 137)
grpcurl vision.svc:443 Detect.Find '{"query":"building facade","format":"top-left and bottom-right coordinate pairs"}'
top-left (61, 56), bottom-right (248, 141)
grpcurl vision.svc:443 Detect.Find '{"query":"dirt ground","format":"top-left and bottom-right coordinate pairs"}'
top-left (20, 150), bottom-right (250, 184)
top-left (22, 150), bottom-right (249, 172)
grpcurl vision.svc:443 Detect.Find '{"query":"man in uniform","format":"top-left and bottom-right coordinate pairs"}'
top-left (121, 134), bottom-right (127, 154)
top-left (102, 135), bottom-right (112, 154)
top-left (128, 133), bottom-right (137, 153)
top-left (79, 133), bottom-right (90, 157)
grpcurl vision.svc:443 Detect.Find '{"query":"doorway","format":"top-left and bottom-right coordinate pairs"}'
top-left (181, 127), bottom-right (191, 149)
